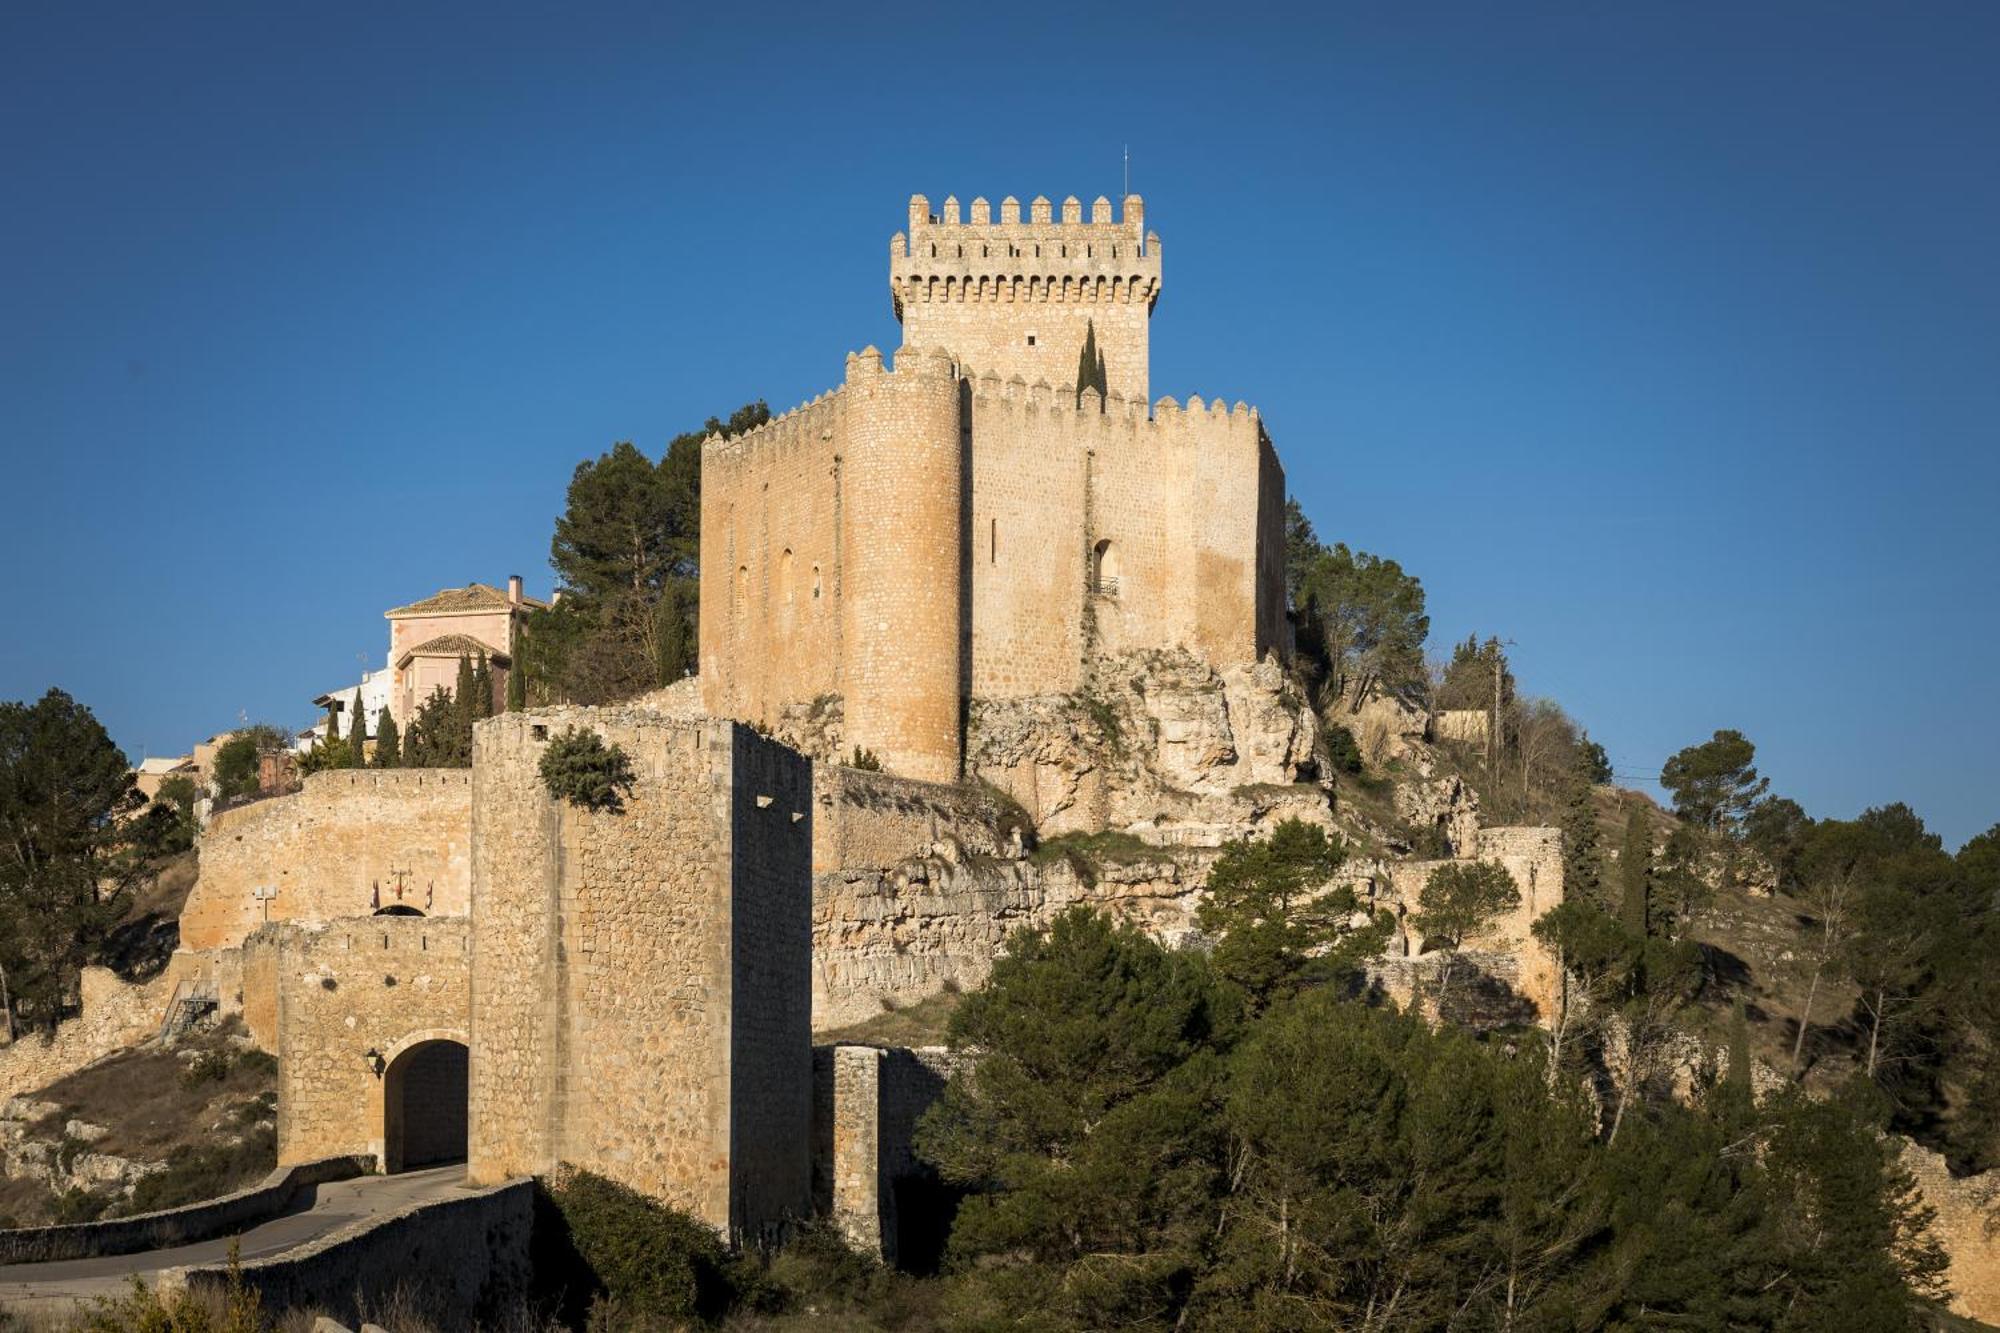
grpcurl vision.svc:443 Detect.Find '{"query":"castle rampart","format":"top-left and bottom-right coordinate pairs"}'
top-left (464, 708), bottom-right (813, 1242)
top-left (182, 770), bottom-right (472, 952)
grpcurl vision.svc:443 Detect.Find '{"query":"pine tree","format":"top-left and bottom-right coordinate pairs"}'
top-left (347, 688), bottom-right (366, 766)
top-left (1619, 805), bottom-right (1652, 938)
top-left (372, 707), bottom-right (401, 768)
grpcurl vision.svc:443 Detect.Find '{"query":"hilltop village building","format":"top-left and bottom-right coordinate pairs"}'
top-left (386, 578), bottom-right (542, 727)
top-left (699, 193), bottom-right (1288, 782)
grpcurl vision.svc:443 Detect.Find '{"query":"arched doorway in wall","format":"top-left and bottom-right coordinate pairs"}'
top-left (382, 1036), bottom-right (469, 1173)
top-left (373, 904), bottom-right (425, 918)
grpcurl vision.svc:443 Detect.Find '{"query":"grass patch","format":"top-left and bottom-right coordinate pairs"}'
top-left (1028, 829), bottom-right (1155, 869)
top-left (816, 988), bottom-right (964, 1049)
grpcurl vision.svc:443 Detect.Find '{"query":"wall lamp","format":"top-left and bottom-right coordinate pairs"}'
top-left (364, 1048), bottom-right (385, 1078)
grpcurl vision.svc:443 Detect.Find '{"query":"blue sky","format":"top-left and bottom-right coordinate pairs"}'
top-left (2, 4), bottom-right (1995, 847)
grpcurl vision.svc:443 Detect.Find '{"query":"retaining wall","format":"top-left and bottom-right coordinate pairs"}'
top-left (0, 1156), bottom-right (369, 1265)
top-left (172, 1178), bottom-right (533, 1327)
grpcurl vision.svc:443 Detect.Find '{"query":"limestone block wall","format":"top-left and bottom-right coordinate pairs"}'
top-left (698, 387), bottom-right (844, 731)
top-left (964, 374), bottom-right (1282, 699)
top-left (701, 346), bottom-right (964, 782)
top-left (465, 709), bottom-right (813, 1242)
top-left (183, 770), bottom-right (472, 952)
top-left (893, 192), bottom-right (1159, 402)
top-left (272, 918), bottom-right (471, 1168)
top-left (813, 767), bottom-right (1005, 876)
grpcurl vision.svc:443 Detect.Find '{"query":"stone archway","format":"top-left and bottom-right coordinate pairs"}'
top-left (381, 1033), bottom-right (468, 1173)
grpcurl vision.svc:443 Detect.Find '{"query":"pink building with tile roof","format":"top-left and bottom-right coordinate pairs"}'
top-left (385, 576), bottom-right (544, 728)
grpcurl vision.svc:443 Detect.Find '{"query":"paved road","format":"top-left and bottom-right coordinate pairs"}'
top-left (0, 1164), bottom-right (472, 1311)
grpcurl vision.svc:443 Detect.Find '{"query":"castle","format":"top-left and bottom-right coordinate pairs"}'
top-left (699, 194), bottom-right (1289, 781)
top-left (0, 193), bottom-right (1556, 1268)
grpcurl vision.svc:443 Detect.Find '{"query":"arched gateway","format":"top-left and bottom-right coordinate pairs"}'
top-left (382, 1034), bottom-right (469, 1173)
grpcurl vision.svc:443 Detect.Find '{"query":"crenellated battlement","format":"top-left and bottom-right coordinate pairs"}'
top-left (891, 193), bottom-right (1161, 324)
top-left (701, 345), bottom-right (965, 471)
top-left (962, 365), bottom-right (1259, 443)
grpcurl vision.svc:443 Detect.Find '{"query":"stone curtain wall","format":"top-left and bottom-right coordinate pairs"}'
top-left (813, 766), bottom-right (1005, 875)
top-left (893, 193), bottom-right (1158, 403)
top-left (698, 386), bottom-right (845, 732)
top-left (466, 709), bottom-right (813, 1241)
top-left (272, 918), bottom-right (471, 1167)
top-left (964, 376), bottom-right (1278, 698)
top-left (183, 770), bottom-right (472, 952)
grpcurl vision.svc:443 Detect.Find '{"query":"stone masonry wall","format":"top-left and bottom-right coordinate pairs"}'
top-left (1369, 825), bottom-right (1565, 1020)
top-left (183, 770), bottom-right (472, 952)
top-left (272, 917), bottom-right (471, 1168)
top-left (465, 708), bottom-right (812, 1241)
top-left (1898, 1139), bottom-right (2000, 1323)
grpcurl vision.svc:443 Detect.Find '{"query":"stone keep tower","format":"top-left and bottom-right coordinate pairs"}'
top-left (891, 193), bottom-right (1160, 401)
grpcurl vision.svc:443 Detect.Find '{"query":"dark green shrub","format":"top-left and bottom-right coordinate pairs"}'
top-left (180, 1049), bottom-right (233, 1090)
top-left (546, 1168), bottom-right (743, 1326)
top-left (849, 746), bottom-right (881, 772)
top-left (1324, 723), bottom-right (1365, 775)
top-left (538, 727), bottom-right (636, 812)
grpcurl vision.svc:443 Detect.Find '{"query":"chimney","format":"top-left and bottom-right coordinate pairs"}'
top-left (508, 574), bottom-right (522, 607)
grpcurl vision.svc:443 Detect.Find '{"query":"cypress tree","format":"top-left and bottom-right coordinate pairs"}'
top-left (1560, 770), bottom-right (1603, 905)
top-left (1724, 994), bottom-right (1753, 1113)
top-left (348, 688), bottom-right (366, 766)
top-left (454, 654), bottom-right (476, 726)
top-left (1075, 319), bottom-right (1108, 408)
top-left (505, 618), bottom-right (526, 711)
top-left (472, 651), bottom-right (494, 720)
top-left (372, 707), bottom-right (401, 768)
top-left (1619, 805), bottom-right (1652, 938)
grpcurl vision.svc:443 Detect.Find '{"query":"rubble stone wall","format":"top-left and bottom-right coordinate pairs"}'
top-left (1899, 1139), bottom-right (2000, 1323)
top-left (814, 766), bottom-right (1004, 875)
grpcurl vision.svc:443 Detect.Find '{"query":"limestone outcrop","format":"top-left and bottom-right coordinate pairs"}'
top-left (969, 649), bottom-right (1329, 843)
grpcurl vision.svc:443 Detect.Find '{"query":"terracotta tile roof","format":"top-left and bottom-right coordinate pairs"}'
top-left (397, 633), bottom-right (510, 666)
top-left (385, 582), bottom-right (547, 617)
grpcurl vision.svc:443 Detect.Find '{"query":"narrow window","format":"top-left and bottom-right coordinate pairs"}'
top-left (1026, 333), bottom-right (1036, 347)
top-left (812, 564), bottom-right (822, 599)
top-left (990, 518), bottom-right (997, 563)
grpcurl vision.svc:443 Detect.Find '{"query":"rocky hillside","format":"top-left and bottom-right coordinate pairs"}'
top-left (0, 1017), bottom-right (275, 1228)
